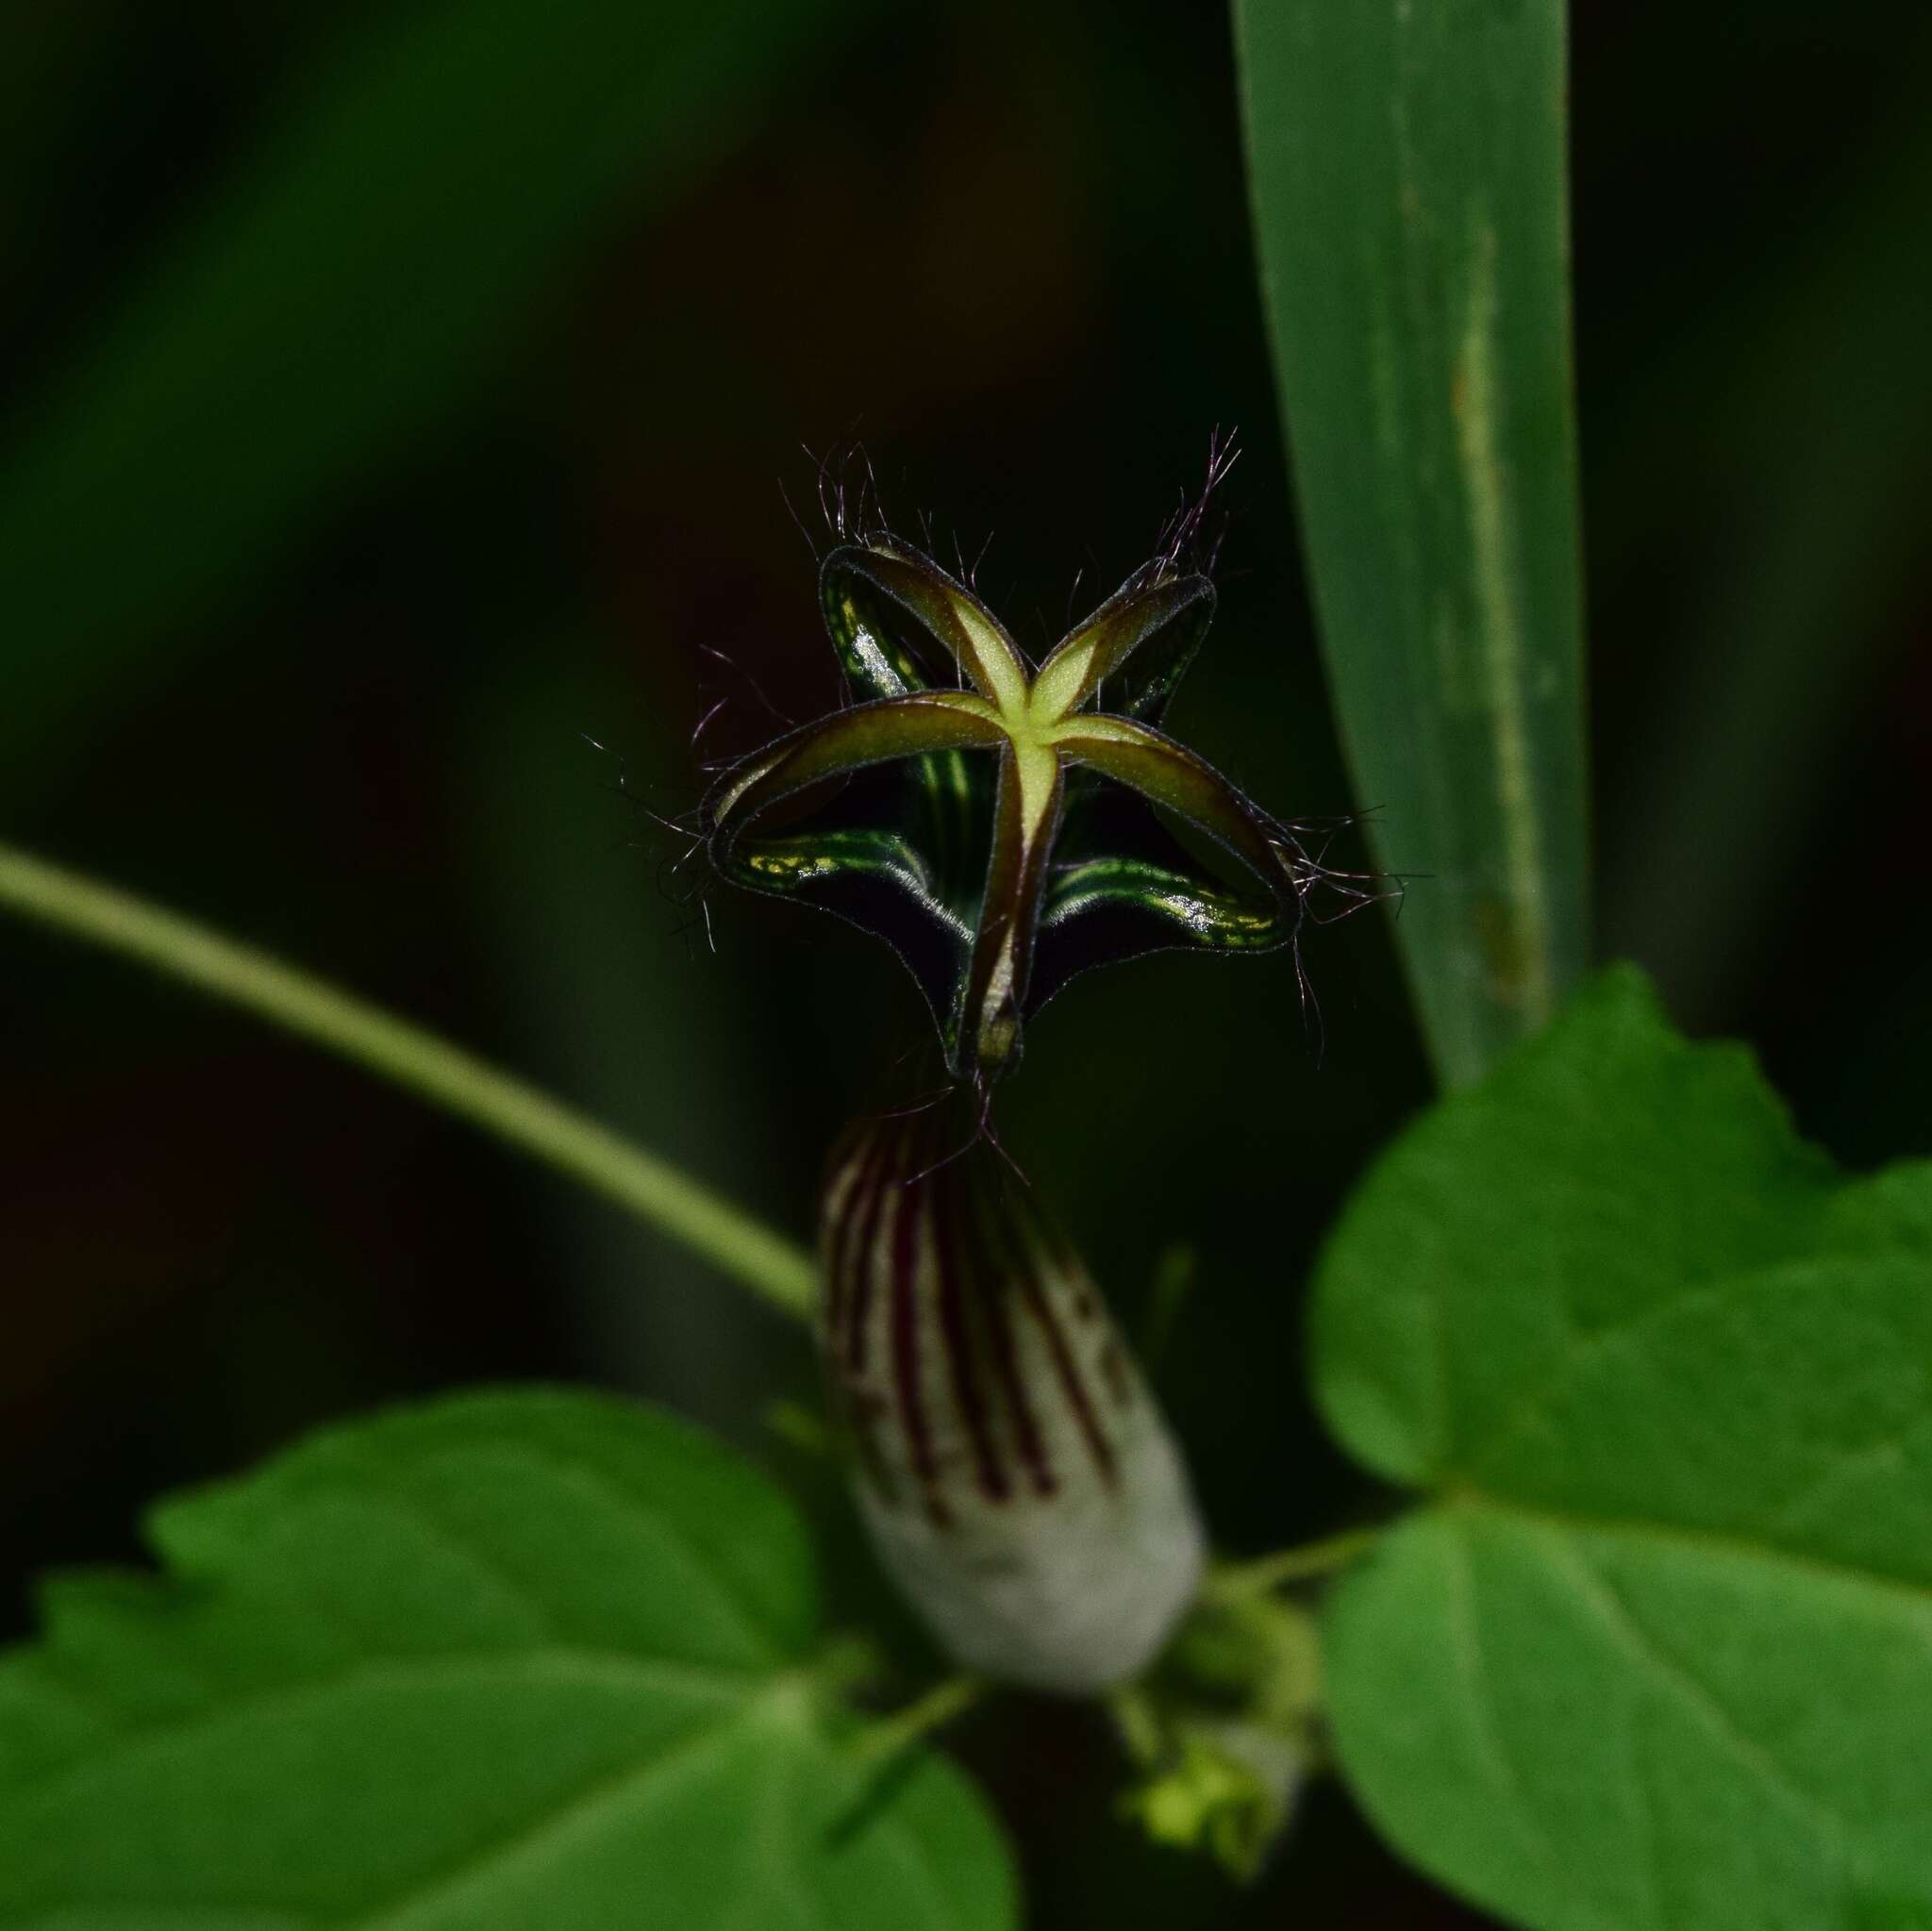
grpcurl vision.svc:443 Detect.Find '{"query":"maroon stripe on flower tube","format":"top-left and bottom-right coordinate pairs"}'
top-left (841, 1123), bottom-right (897, 1374)
top-left (986, 1169), bottom-right (1119, 1488)
top-left (958, 1170), bottom-right (1057, 1499)
top-left (887, 1129), bottom-right (947, 1525)
top-left (932, 1148), bottom-right (1014, 1505)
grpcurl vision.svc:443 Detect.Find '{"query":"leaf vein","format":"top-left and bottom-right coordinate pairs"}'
top-left (1541, 1531), bottom-right (1854, 1902)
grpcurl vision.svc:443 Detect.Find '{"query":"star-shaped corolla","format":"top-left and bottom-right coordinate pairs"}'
top-left (701, 526), bottom-right (1348, 1087)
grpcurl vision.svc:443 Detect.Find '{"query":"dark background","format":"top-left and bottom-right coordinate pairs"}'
top-left (3, 2), bottom-right (1927, 1922)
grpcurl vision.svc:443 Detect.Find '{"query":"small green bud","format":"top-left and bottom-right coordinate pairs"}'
top-left (1115, 1579), bottom-right (1324, 1879)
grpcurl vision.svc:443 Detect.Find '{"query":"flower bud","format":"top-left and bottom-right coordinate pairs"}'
top-left (819, 1101), bottom-right (1206, 1693)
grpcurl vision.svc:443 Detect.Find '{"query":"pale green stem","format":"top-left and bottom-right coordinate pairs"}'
top-left (847, 1675), bottom-right (985, 1765)
top-left (761, 1397), bottom-right (831, 1458)
top-left (1107, 1682), bottom-right (1165, 1769)
top-left (0, 840), bottom-right (816, 1322)
top-left (1139, 1241), bottom-right (1198, 1381)
top-left (1211, 1525), bottom-right (1385, 1598)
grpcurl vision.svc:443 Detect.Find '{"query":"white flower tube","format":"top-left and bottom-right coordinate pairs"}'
top-left (818, 1103), bottom-right (1206, 1694)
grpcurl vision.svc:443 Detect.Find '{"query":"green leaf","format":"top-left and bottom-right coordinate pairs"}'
top-left (1234, 0), bottom-right (1590, 1087)
top-left (0, 1389), bottom-right (1015, 1930)
top-left (0, 0), bottom-right (855, 793)
top-left (1313, 968), bottom-right (1932, 1929)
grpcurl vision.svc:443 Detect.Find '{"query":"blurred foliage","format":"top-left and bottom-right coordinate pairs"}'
top-left (1, 1), bottom-right (1927, 1925)
top-left (0, 0), bottom-right (860, 790)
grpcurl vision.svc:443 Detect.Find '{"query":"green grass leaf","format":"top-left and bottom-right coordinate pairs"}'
top-left (1233, 0), bottom-right (1589, 1086)
top-left (0, 1389), bottom-right (1016, 1930)
top-left (1313, 968), bottom-right (1932, 1927)
top-left (0, 0), bottom-right (850, 789)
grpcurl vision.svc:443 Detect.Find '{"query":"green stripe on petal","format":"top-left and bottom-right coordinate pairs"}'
top-left (822, 541), bottom-right (1032, 708)
top-left (1031, 853), bottom-right (1290, 1017)
top-left (1053, 717), bottom-right (1302, 907)
top-left (1046, 857), bottom-right (1284, 948)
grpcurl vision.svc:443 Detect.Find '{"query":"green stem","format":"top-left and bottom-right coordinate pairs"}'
top-left (0, 840), bottom-right (816, 1322)
top-left (847, 1676), bottom-right (985, 1765)
top-left (1212, 1525), bottom-right (1384, 1598)
top-left (1107, 1682), bottom-right (1165, 1769)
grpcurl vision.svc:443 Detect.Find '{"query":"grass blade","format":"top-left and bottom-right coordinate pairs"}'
top-left (1234, 0), bottom-right (1589, 1085)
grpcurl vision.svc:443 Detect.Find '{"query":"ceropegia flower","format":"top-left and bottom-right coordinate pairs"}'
top-left (699, 456), bottom-right (1373, 1088)
top-left (694, 463), bottom-right (1379, 1696)
top-left (818, 1093), bottom-right (1204, 1693)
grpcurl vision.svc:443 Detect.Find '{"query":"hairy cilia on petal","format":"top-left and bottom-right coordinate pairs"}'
top-left (818, 1096), bottom-right (1205, 1693)
top-left (700, 443), bottom-right (1383, 1088)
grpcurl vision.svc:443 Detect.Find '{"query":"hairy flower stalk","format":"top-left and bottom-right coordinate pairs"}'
top-left (819, 1094), bottom-right (1205, 1692)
